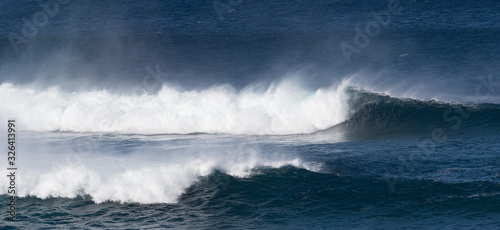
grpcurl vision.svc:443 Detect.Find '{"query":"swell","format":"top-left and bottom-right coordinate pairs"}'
top-left (183, 167), bottom-right (500, 213)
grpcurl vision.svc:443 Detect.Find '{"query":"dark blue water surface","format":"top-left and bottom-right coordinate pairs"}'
top-left (1, 0), bottom-right (499, 229)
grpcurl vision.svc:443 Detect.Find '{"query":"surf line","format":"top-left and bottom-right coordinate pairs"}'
top-left (7, 120), bottom-right (16, 222)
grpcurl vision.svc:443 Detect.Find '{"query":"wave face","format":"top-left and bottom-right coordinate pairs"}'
top-left (331, 88), bottom-right (500, 137)
top-left (0, 81), bottom-right (349, 135)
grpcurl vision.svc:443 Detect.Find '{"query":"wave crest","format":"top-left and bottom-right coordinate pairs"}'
top-left (0, 81), bottom-right (350, 135)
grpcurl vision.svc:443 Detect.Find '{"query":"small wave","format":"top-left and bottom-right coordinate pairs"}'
top-left (0, 145), bottom-right (319, 204)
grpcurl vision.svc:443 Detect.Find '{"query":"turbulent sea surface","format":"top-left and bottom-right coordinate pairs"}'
top-left (1, 0), bottom-right (499, 229)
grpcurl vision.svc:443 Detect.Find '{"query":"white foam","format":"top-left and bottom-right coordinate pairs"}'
top-left (0, 144), bottom-right (319, 204)
top-left (0, 80), bottom-right (350, 135)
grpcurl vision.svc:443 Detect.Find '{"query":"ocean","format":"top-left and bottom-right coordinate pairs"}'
top-left (1, 0), bottom-right (499, 229)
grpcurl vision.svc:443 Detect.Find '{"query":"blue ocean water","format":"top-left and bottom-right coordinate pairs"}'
top-left (1, 0), bottom-right (500, 229)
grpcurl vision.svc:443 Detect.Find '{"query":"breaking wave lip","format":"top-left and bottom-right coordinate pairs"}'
top-left (0, 80), bottom-right (350, 135)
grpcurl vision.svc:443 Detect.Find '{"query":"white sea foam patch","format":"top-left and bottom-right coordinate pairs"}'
top-left (0, 80), bottom-right (350, 135)
top-left (0, 145), bottom-right (320, 204)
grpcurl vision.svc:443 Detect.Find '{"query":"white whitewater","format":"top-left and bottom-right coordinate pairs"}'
top-left (0, 80), bottom-right (351, 135)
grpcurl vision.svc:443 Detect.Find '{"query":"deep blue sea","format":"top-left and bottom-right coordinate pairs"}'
top-left (1, 0), bottom-right (500, 229)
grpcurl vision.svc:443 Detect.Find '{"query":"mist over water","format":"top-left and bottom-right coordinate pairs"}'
top-left (1, 0), bottom-right (498, 97)
top-left (0, 80), bottom-right (350, 134)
